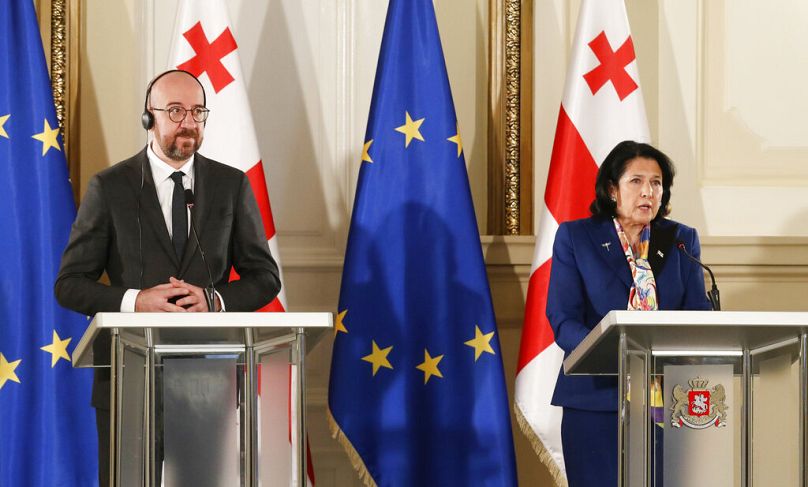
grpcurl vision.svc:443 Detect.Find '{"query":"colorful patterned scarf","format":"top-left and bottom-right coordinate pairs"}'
top-left (613, 218), bottom-right (658, 311)
top-left (614, 219), bottom-right (664, 424)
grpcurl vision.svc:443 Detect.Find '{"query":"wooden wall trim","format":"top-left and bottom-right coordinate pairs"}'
top-left (278, 236), bottom-right (808, 269)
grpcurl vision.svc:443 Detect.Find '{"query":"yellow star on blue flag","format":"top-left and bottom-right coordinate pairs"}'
top-left (31, 119), bottom-right (61, 155)
top-left (0, 353), bottom-right (22, 389)
top-left (40, 330), bottom-right (72, 367)
top-left (0, 114), bottom-right (10, 139)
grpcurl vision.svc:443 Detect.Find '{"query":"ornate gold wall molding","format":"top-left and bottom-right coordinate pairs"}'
top-left (50, 1), bottom-right (66, 130)
top-left (47, 0), bottom-right (81, 202)
top-left (489, 0), bottom-right (533, 235)
top-left (503, 0), bottom-right (520, 235)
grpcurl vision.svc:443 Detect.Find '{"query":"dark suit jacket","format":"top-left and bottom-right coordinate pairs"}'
top-left (547, 216), bottom-right (712, 411)
top-left (55, 148), bottom-right (281, 408)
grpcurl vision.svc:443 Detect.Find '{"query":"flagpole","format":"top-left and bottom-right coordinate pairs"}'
top-left (294, 328), bottom-right (307, 486)
top-left (245, 328), bottom-right (257, 487)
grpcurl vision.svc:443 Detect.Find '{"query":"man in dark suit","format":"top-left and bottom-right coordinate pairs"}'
top-left (55, 70), bottom-right (281, 486)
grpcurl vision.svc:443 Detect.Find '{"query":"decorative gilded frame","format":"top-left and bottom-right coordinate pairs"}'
top-left (45, 0), bottom-right (81, 202)
top-left (489, 0), bottom-right (533, 235)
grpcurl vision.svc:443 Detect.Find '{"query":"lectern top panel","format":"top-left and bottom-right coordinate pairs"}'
top-left (94, 312), bottom-right (332, 329)
top-left (564, 310), bottom-right (808, 375)
top-left (72, 312), bottom-right (333, 367)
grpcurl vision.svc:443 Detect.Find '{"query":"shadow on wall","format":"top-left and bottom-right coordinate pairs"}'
top-left (783, 209), bottom-right (808, 240)
top-left (79, 0), bottom-right (141, 198)
top-left (237, 2), bottom-right (348, 484)
top-left (657, 12), bottom-right (707, 233)
top-left (434, 0), bottom-right (489, 232)
top-left (472, 2), bottom-right (487, 232)
top-left (77, 63), bottom-right (108, 197)
top-left (239, 0), bottom-right (341, 293)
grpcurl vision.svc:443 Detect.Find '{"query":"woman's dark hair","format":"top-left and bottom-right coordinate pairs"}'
top-left (589, 140), bottom-right (676, 221)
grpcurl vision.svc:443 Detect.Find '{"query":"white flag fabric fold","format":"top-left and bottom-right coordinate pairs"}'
top-left (168, 0), bottom-right (287, 312)
top-left (167, 1), bottom-right (312, 484)
top-left (514, 1), bottom-right (649, 484)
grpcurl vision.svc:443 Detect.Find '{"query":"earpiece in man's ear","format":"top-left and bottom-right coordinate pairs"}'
top-left (141, 110), bottom-right (154, 130)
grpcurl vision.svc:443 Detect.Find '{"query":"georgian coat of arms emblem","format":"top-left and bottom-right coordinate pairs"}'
top-left (670, 377), bottom-right (728, 429)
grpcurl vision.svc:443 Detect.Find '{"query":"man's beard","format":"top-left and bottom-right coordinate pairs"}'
top-left (160, 129), bottom-right (202, 161)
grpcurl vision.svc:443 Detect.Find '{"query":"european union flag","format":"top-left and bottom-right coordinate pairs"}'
top-left (0, 1), bottom-right (97, 485)
top-left (327, 1), bottom-right (517, 485)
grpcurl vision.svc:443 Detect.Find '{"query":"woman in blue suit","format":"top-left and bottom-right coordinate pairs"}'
top-left (547, 141), bottom-right (712, 487)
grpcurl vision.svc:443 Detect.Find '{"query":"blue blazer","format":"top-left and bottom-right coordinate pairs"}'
top-left (547, 216), bottom-right (712, 411)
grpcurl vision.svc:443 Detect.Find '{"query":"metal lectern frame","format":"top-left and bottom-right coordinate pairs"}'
top-left (72, 312), bottom-right (332, 487)
top-left (563, 310), bottom-right (808, 487)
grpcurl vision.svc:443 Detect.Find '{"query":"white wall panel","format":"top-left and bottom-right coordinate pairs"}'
top-left (655, 0), bottom-right (808, 236)
top-left (703, 0), bottom-right (808, 181)
top-left (78, 0), bottom-right (143, 195)
top-left (532, 0), bottom-right (569, 230)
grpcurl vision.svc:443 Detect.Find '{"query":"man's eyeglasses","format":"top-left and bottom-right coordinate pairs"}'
top-left (151, 106), bottom-right (210, 123)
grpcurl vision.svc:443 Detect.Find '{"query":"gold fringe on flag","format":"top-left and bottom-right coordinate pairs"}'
top-left (514, 403), bottom-right (568, 487)
top-left (326, 408), bottom-right (378, 487)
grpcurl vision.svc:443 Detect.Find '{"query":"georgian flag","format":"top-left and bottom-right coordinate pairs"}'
top-left (167, 1), bottom-right (314, 485)
top-left (513, 0), bottom-right (649, 484)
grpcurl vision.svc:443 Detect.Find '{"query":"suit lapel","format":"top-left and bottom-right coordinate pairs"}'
top-left (584, 217), bottom-right (632, 288)
top-left (648, 220), bottom-right (678, 307)
top-left (132, 150), bottom-right (180, 268)
top-left (649, 220), bottom-right (676, 275)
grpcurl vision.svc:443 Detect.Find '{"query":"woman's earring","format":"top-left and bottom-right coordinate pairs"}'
top-left (610, 195), bottom-right (617, 202)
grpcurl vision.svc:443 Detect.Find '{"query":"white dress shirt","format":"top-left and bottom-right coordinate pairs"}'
top-left (147, 144), bottom-right (194, 239)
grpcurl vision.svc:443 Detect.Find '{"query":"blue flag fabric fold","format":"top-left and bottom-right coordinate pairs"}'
top-left (0, 1), bottom-right (97, 485)
top-left (328, 1), bottom-right (517, 485)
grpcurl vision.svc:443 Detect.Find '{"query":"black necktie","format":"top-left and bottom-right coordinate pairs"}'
top-left (170, 171), bottom-right (187, 259)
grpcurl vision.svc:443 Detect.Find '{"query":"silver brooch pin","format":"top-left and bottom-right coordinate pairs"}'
top-left (602, 242), bottom-right (611, 252)
top-left (657, 250), bottom-right (664, 258)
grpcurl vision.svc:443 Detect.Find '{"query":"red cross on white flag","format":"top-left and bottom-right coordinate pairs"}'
top-left (167, 1), bottom-right (313, 485)
top-left (177, 21), bottom-right (238, 93)
top-left (514, 0), bottom-right (649, 484)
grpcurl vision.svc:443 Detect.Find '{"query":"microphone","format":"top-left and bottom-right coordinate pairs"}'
top-left (676, 241), bottom-right (720, 311)
top-left (185, 189), bottom-right (217, 312)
